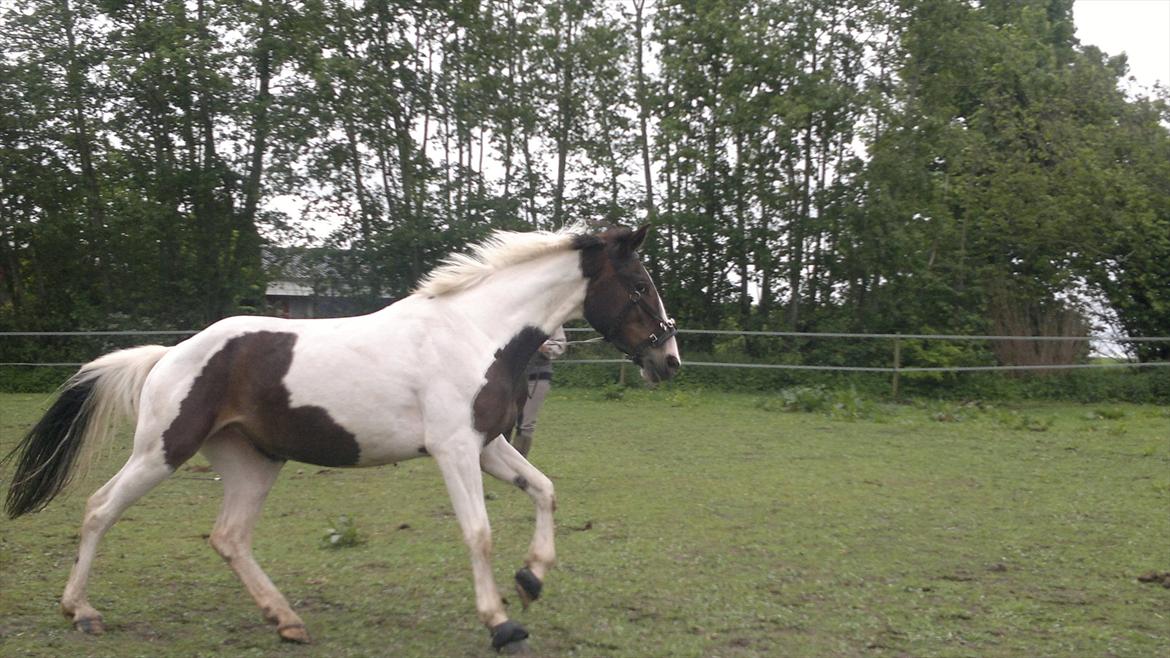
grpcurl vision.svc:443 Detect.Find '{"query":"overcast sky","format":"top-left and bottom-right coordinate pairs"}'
top-left (1074, 0), bottom-right (1170, 91)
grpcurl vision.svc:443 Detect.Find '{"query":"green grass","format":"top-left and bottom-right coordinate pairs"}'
top-left (1, 388), bottom-right (1168, 657)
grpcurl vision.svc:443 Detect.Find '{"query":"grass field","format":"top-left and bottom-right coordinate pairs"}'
top-left (1, 388), bottom-right (1168, 657)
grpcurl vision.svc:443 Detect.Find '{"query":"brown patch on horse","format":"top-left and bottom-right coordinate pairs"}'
top-left (473, 327), bottom-right (549, 443)
top-left (161, 331), bottom-right (361, 468)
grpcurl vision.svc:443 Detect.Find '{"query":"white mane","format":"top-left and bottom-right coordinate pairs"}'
top-left (414, 223), bottom-right (588, 297)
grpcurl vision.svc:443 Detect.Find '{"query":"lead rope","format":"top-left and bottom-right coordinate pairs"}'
top-left (565, 336), bottom-right (606, 346)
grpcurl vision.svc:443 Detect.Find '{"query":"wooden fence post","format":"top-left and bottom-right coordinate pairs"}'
top-left (891, 333), bottom-right (902, 400)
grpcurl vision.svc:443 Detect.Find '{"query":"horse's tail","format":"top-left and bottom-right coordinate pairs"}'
top-left (4, 344), bottom-right (171, 518)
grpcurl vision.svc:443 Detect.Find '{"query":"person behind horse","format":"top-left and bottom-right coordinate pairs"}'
top-left (511, 326), bottom-right (566, 457)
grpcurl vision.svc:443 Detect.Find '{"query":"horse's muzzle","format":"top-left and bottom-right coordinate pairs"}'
top-left (641, 351), bottom-right (681, 383)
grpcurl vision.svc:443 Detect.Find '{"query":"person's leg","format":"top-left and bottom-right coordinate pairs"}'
top-left (512, 378), bottom-right (550, 458)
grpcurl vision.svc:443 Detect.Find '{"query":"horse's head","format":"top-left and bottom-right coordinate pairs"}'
top-left (578, 225), bottom-right (681, 383)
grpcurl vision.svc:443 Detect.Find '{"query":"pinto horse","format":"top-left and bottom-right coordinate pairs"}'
top-left (3, 224), bottom-right (680, 651)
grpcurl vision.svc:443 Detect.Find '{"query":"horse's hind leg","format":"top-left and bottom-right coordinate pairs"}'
top-left (480, 436), bottom-right (556, 608)
top-left (200, 430), bottom-right (308, 643)
top-left (61, 448), bottom-right (173, 634)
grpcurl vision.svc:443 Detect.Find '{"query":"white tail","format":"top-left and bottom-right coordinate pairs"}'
top-left (4, 344), bottom-right (170, 517)
top-left (72, 344), bottom-right (171, 432)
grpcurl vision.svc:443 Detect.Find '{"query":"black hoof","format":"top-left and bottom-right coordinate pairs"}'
top-left (491, 620), bottom-right (529, 652)
top-left (515, 567), bottom-right (543, 604)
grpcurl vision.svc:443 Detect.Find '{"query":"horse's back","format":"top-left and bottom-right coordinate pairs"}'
top-left (140, 310), bottom-right (435, 468)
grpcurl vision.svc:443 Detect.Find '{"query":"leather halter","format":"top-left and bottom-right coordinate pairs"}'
top-left (600, 288), bottom-right (678, 366)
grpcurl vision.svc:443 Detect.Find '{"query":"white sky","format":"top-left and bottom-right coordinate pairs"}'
top-left (1074, 0), bottom-right (1170, 91)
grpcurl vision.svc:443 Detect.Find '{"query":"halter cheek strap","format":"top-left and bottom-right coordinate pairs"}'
top-left (601, 290), bottom-right (678, 366)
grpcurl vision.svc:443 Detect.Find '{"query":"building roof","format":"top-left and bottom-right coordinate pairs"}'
top-left (262, 246), bottom-right (356, 298)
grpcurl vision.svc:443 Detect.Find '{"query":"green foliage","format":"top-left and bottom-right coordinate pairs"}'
top-left (321, 515), bottom-right (364, 549)
top-left (762, 386), bottom-right (836, 414)
top-left (924, 399), bottom-right (995, 424)
top-left (665, 388), bottom-right (700, 408)
top-left (996, 411), bottom-right (1055, 433)
top-left (599, 383), bottom-right (626, 401)
top-left (755, 385), bottom-right (876, 420)
top-left (1089, 408), bottom-right (1126, 421)
top-left (0, 367), bottom-right (75, 393)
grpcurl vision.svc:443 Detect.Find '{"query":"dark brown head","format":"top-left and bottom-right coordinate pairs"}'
top-left (576, 225), bottom-right (681, 383)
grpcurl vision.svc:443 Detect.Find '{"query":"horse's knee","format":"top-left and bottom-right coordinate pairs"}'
top-left (540, 480), bottom-right (555, 511)
top-left (463, 524), bottom-right (492, 555)
top-left (80, 504), bottom-right (112, 536)
top-left (520, 473), bottom-right (554, 509)
top-left (209, 529), bottom-right (242, 561)
top-left (84, 488), bottom-right (109, 514)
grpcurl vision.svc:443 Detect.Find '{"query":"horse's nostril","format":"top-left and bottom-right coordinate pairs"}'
top-left (666, 355), bottom-right (680, 370)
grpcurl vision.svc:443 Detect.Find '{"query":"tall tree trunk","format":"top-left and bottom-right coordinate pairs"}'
top-left (502, 0), bottom-right (517, 201)
top-left (663, 138), bottom-right (677, 278)
top-left (633, 0), bottom-right (657, 229)
top-left (179, 0), bottom-right (223, 321)
top-left (346, 115), bottom-right (386, 303)
top-left (417, 36), bottom-right (434, 223)
top-left (702, 58), bottom-right (721, 327)
top-left (440, 59), bottom-right (453, 220)
top-left (241, 0), bottom-right (272, 230)
top-left (0, 220), bottom-right (22, 309)
top-left (552, 10), bottom-right (575, 228)
top-left (521, 120), bottom-right (538, 227)
top-left (235, 0), bottom-right (273, 303)
top-left (734, 131), bottom-right (750, 324)
top-left (59, 0), bottom-right (111, 299)
top-left (391, 108), bottom-right (421, 279)
top-left (600, 111), bottom-right (620, 217)
top-left (790, 45), bottom-right (816, 331)
top-left (755, 154), bottom-right (773, 321)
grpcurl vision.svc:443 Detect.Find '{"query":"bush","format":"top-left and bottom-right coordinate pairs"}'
top-left (552, 358), bottom-right (1169, 405)
top-left (600, 383), bottom-right (626, 401)
top-left (755, 386), bottom-right (877, 420)
top-left (321, 515), bottom-right (364, 549)
top-left (0, 367), bottom-right (76, 393)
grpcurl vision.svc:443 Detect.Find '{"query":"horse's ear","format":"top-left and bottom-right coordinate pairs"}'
top-left (624, 224), bottom-right (650, 254)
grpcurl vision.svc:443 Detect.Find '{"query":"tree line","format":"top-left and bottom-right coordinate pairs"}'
top-left (1, 0), bottom-right (1167, 363)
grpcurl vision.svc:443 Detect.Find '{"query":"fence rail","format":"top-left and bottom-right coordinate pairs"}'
top-left (556, 358), bottom-right (1170, 372)
top-left (643, 328), bottom-right (1170, 342)
top-left (3, 328), bottom-right (1168, 393)
top-left (3, 328), bottom-right (1166, 342)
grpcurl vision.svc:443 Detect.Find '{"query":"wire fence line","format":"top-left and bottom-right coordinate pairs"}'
top-left (2, 328), bottom-right (1168, 341)
top-left (554, 355), bottom-right (1170, 372)
top-left (2, 328), bottom-right (1168, 375)
top-left (564, 327), bottom-right (1170, 343)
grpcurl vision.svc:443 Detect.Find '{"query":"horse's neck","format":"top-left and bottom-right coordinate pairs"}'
top-left (444, 250), bottom-right (586, 344)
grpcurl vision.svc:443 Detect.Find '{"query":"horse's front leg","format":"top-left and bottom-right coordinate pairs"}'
top-left (431, 434), bottom-right (529, 652)
top-left (481, 436), bottom-right (556, 608)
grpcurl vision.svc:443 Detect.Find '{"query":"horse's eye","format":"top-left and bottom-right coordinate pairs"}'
top-left (634, 282), bottom-right (648, 295)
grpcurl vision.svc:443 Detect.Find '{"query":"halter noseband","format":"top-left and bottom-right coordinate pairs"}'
top-left (602, 289), bottom-right (678, 366)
